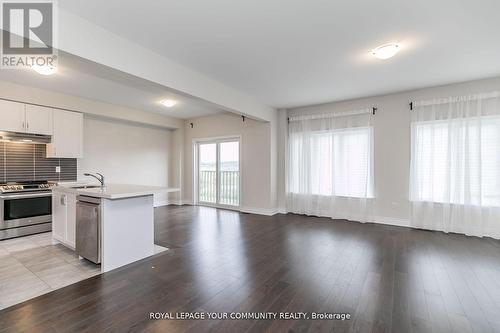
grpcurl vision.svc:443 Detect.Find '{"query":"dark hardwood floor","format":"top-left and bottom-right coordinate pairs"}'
top-left (1, 205), bottom-right (500, 332)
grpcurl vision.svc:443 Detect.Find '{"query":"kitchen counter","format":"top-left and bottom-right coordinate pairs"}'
top-left (52, 183), bottom-right (178, 273)
top-left (53, 183), bottom-right (179, 199)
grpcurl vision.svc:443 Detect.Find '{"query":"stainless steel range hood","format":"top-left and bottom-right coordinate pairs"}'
top-left (0, 131), bottom-right (51, 144)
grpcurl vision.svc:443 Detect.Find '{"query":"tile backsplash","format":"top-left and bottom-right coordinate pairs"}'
top-left (0, 141), bottom-right (77, 183)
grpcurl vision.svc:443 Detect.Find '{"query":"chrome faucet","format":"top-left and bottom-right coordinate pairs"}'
top-left (84, 173), bottom-right (105, 187)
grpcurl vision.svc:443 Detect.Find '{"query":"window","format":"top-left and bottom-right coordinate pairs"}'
top-left (289, 126), bottom-right (374, 198)
top-left (410, 116), bottom-right (500, 207)
top-left (197, 139), bottom-right (240, 207)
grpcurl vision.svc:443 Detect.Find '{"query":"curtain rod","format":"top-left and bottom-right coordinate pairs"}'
top-left (288, 107), bottom-right (376, 122)
top-left (409, 91), bottom-right (500, 109)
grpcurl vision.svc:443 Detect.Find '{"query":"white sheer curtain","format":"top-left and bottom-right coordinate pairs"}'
top-left (286, 109), bottom-right (374, 221)
top-left (410, 92), bottom-right (500, 238)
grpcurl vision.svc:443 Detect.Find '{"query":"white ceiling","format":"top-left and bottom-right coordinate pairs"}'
top-left (0, 52), bottom-right (224, 119)
top-left (59, 0), bottom-right (500, 109)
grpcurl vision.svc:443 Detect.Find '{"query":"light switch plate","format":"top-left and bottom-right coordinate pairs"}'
top-left (55, 166), bottom-right (61, 173)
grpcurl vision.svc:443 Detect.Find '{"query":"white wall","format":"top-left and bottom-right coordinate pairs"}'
top-left (168, 128), bottom-right (184, 204)
top-left (78, 116), bottom-right (172, 206)
top-left (282, 76), bottom-right (500, 225)
top-left (183, 113), bottom-right (277, 214)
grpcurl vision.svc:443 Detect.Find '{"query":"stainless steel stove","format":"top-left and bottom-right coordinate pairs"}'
top-left (0, 181), bottom-right (56, 240)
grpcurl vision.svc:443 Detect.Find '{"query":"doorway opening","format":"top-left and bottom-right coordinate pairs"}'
top-left (195, 138), bottom-right (240, 208)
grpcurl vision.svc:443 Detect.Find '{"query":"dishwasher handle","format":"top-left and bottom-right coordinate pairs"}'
top-left (76, 195), bottom-right (101, 205)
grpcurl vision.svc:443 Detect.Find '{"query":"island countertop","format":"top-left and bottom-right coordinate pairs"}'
top-left (52, 183), bottom-right (180, 200)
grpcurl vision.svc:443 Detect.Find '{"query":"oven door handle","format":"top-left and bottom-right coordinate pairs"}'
top-left (0, 192), bottom-right (52, 199)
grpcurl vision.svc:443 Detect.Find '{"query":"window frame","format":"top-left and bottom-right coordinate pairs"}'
top-left (288, 125), bottom-right (374, 199)
top-left (410, 115), bottom-right (500, 207)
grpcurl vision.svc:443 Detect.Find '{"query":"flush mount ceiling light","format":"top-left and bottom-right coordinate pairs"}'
top-left (160, 99), bottom-right (177, 108)
top-left (32, 64), bottom-right (57, 75)
top-left (371, 42), bottom-right (401, 60)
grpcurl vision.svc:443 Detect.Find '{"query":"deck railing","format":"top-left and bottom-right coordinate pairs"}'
top-left (199, 170), bottom-right (239, 206)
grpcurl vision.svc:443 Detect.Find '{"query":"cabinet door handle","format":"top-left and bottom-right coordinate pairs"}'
top-left (22, 121), bottom-right (25, 129)
top-left (26, 122), bottom-right (29, 130)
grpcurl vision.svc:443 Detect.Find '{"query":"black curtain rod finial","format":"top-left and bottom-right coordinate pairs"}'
top-left (242, 115), bottom-right (246, 122)
top-left (372, 107), bottom-right (377, 115)
top-left (410, 102), bottom-right (413, 110)
top-left (190, 122), bottom-right (194, 128)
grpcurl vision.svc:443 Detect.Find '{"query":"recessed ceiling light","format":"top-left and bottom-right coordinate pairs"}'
top-left (371, 42), bottom-right (401, 60)
top-left (32, 64), bottom-right (57, 75)
top-left (160, 99), bottom-right (177, 108)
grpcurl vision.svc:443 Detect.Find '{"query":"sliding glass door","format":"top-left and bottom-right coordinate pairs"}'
top-left (198, 143), bottom-right (217, 204)
top-left (197, 139), bottom-right (240, 207)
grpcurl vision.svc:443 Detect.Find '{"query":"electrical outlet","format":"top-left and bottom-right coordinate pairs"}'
top-left (55, 166), bottom-right (61, 173)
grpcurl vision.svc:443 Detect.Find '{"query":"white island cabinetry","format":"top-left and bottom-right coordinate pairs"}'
top-left (52, 184), bottom-right (179, 272)
top-left (52, 191), bottom-right (77, 249)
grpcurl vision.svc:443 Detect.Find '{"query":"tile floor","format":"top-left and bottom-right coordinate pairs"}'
top-left (0, 232), bottom-right (169, 310)
top-left (0, 232), bottom-right (102, 310)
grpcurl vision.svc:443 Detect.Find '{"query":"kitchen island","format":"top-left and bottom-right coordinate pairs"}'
top-left (52, 184), bottom-right (179, 272)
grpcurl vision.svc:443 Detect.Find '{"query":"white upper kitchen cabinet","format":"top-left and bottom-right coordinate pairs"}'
top-left (0, 100), bottom-right (26, 132)
top-left (47, 110), bottom-right (83, 158)
top-left (25, 104), bottom-right (53, 135)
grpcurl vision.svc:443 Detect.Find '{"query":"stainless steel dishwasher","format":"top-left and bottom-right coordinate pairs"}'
top-left (76, 195), bottom-right (101, 264)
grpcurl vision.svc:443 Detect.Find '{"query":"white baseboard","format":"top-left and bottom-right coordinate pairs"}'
top-left (168, 200), bottom-right (186, 206)
top-left (154, 200), bottom-right (191, 207)
top-left (372, 216), bottom-right (410, 228)
top-left (278, 210), bottom-right (411, 228)
top-left (276, 207), bottom-right (287, 214)
top-left (239, 206), bottom-right (279, 216)
top-left (156, 201), bottom-right (498, 239)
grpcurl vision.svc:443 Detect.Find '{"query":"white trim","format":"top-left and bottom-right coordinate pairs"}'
top-left (276, 207), bottom-right (287, 214)
top-left (372, 216), bottom-right (410, 228)
top-left (193, 136), bottom-right (242, 209)
top-left (239, 206), bottom-right (279, 216)
top-left (172, 200), bottom-right (192, 205)
top-left (289, 108), bottom-right (371, 122)
top-left (192, 134), bottom-right (244, 143)
top-left (198, 202), bottom-right (241, 212)
top-left (154, 200), bottom-right (189, 207)
top-left (158, 201), bottom-right (499, 239)
top-left (154, 200), bottom-right (169, 207)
